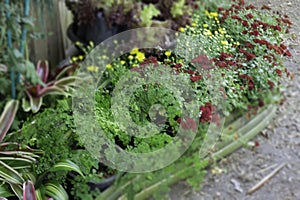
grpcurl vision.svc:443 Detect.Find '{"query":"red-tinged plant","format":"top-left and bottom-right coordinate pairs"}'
top-left (23, 181), bottom-right (37, 200)
top-left (22, 60), bottom-right (78, 113)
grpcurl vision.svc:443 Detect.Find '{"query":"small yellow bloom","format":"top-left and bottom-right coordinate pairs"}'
top-left (120, 60), bottom-right (126, 65)
top-left (179, 27), bottom-right (185, 33)
top-left (191, 23), bottom-right (197, 27)
top-left (165, 51), bottom-right (172, 57)
top-left (75, 41), bottom-right (81, 46)
top-left (204, 30), bottom-right (212, 36)
top-left (128, 55), bottom-right (134, 60)
top-left (210, 12), bottom-right (218, 18)
top-left (221, 40), bottom-right (228, 45)
top-left (130, 47), bottom-right (139, 55)
top-left (78, 55), bottom-right (84, 60)
top-left (203, 24), bottom-right (208, 28)
top-left (136, 52), bottom-right (145, 62)
top-left (71, 56), bottom-right (78, 62)
top-left (106, 64), bottom-right (112, 70)
top-left (89, 41), bottom-right (94, 47)
top-left (87, 65), bottom-right (99, 72)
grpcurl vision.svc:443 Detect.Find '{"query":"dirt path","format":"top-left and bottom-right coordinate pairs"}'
top-left (170, 1), bottom-right (300, 199)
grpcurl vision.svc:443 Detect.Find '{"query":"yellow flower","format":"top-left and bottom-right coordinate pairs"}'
top-left (210, 12), bottom-right (218, 18)
top-left (130, 48), bottom-right (139, 55)
top-left (89, 41), bottom-right (94, 48)
top-left (87, 65), bottom-right (99, 72)
top-left (165, 51), bottom-right (172, 57)
top-left (78, 55), bottom-right (84, 60)
top-left (120, 60), bottom-right (126, 65)
top-left (179, 27), bottom-right (185, 33)
top-left (106, 64), bottom-right (112, 70)
top-left (71, 56), bottom-right (78, 62)
top-left (204, 30), bottom-right (212, 36)
top-left (136, 52), bottom-right (145, 62)
top-left (221, 40), bottom-right (228, 45)
top-left (203, 24), bottom-right (208, 28)
top-left (191, 23), bottom-right (197, 27)
top-left (128, 55), bottom-right (134, 60)
top-left (75, 41), bottom-right (82, 46)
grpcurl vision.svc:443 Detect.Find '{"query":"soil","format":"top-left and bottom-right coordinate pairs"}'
top-left (170, 1), bottom-right (300, 199)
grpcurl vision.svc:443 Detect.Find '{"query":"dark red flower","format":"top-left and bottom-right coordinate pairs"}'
top-left (271, 25), bottom-right (282, 31)
top-left (231, 15), bottom-right (242, 20)
top-left (184, 69), bottom-right (194, 75)
top-left (242, 20), bottom-right (249, 27)
top-left (178, 116), bottom-right (197, 133)
top-left (275, 69), bottom-right (282, 76)
top-left (250, 30), bottom-right (260, 36)
top-left (261, 5), bottom-right (271, 10)
top-left (245, 4), bottom-right (256, 9)
top-left (258, 100), bottom-right (264, 107)
top-left (245, 13), bottom-right (253, 19)
top-left (215, 61), bottom-right (227, 68)
top-left (267, 80), bottom-right (275, 89)
top-left (242, 30), bottom-right (248, 34)
top-left (190, 75), bottom-right (202, 82)
top-left (284, 50), bottom-right (292, 57)
top-left (248, 80), bottom-right (255, 90)
top-left (244, 42), bottom-right (254, 48)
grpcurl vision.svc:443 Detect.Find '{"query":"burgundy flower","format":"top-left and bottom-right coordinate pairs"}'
top-left (177, 117), bottom-right (197, 133)
top-left (231, 15), bottom-right (242, 20)
top-left (271, 25), bottom-right (282, 31)
top-left (244, 42), bottom-right (254, 48)
top-left (250, 30), bottom-right (260, 36)
top-left (245, 13), bottom-right (253, 19)
top-left (261, 5), bottom-right (271, 10)
top-left (184, 69), bottom-right (194, 75)
top-left (190, 75), bottom-right (202, 82)
top-left (242, 30), bottom-right (248, 34)
top-left (245, 4), bottom-right (256, 9)
top-left (258, 100), bottom-right (264, 107)
top-left (275, 69), bottom-right (282, 76)
top-left (215, 61), bottom-right (227, 68)
top-left (248, 80), bottom-right (255, 90)
top-left (242, 20), bottom-right (249, 27)
top-left (267, 80), bottom-right (275, 89)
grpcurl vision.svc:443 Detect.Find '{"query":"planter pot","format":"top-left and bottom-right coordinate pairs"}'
top-left (93, 104), bottom-right (277, 200)
top-left (67, 11), bottom-right (127, 47)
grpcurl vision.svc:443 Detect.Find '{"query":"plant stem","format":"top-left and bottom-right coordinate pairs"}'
top-left (5, 0), bottom-right (16, 99)
top-left (18, 0), bottom-right (30, 84)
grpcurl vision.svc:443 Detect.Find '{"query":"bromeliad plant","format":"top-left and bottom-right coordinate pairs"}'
top-left (22, 60), bottom-right (78, 113)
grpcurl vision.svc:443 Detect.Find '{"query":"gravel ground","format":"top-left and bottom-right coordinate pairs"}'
top-left (170, 1), bottom-right (300, 199)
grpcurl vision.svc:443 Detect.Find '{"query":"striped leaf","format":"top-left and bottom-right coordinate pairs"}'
top-left (0, 100), bottom-right (19, 143)
top-left (0, 160), bottom-right (24, 185)
top-left (48, 160), bottom-right (84, 177)
top-left (44, 183), bottom-right (68, 200)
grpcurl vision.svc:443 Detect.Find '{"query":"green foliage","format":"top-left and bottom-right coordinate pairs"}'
top-left (140, 4), bottom-right (160, 26)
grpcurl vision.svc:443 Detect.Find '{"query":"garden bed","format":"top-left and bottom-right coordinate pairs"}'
top-left (0, 0), bottom-right (293, 200)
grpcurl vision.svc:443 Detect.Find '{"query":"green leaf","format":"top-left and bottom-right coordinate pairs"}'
top-left (48, 160), bottom-right (84, 177)
top-left (0, 100), bottom-right (19, 143)
top-left (0, 160), bottom-right (24, 185)
top-left (140, 4), bottom-right (160, 26)
top-left (9, 183), bottom-right (22, 199)
top-left (0, 183), bottom-right (13, 198)
top-left (44, 183), bottom-right (68, 200)
top-left (171, 0), bottom-right (185, 18)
